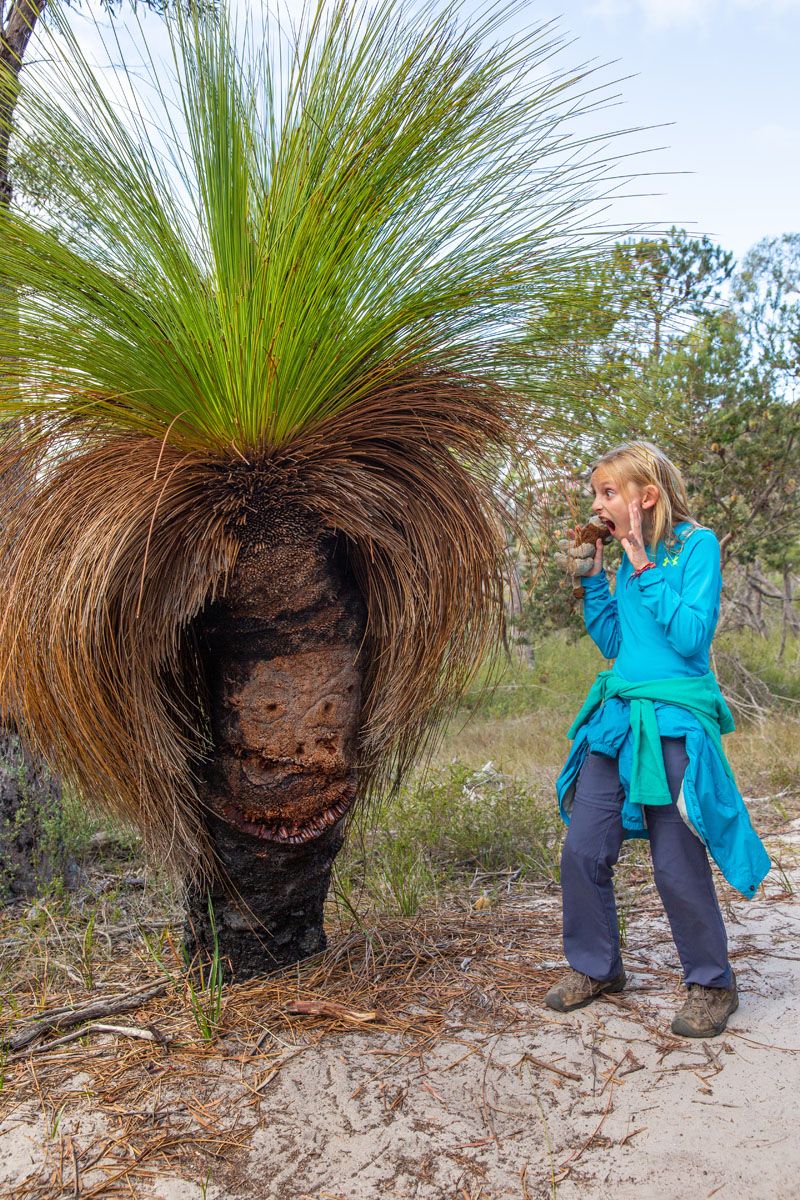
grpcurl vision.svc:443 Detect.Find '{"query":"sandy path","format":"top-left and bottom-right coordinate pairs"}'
top-left (2, 828), bottom-right (798, 1200)
top-left (222, 863), bottom-right (800, 1200)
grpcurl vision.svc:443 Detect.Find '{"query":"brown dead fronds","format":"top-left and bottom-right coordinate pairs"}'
top-left (299, 367), bottom-right (526, 795)
top-left (0, 427), bottom-right (240, 877)
top-left (0, 366), bottom-right (532, 878)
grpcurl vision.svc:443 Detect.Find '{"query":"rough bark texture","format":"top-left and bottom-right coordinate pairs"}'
top-left (1, 0), bottom-right (47, 206)
top-left (185, 519), bottom-right (367, 979)
top-left (0, 727), bottom-right (69, 900)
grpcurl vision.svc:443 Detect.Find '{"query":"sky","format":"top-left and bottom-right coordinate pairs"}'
top-left (527, 0), bottom-right (800, 260)
top-left (58, 0), bottom-right (800, 264)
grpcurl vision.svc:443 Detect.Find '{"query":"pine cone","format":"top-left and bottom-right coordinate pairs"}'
top-left (568, 520), bottom-right (612, 598)
top-left (573, 519), bottom-right (613, 548)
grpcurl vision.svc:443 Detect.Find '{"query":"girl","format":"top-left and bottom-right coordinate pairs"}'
top-left (548, 442), bottom-right (770, 1037)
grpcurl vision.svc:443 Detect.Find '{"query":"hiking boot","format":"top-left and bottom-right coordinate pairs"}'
top-left (671, 972), bottom-right (738, 1038)
top-left (544, 967), bottom-right (626, 1013)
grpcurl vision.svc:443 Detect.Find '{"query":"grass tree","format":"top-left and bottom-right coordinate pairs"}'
top-left (1, 0), bottom-right (217, 900)
top-left (0, 0), bottom-right (623, 976)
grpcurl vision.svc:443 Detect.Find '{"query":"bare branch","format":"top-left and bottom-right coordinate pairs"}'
top-left (4, 979), bottom-right (168, 1051)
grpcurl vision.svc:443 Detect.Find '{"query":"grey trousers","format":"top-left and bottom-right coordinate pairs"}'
top-left (560, 737), bottom-right (732, 988)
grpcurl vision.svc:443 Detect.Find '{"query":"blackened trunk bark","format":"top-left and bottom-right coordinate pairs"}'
top-left (185, 820), bottom-right (348, 980)
top-left (186, 520), bottom-right (367, 979)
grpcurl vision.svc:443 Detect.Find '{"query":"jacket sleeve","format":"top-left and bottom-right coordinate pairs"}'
top-left (582, 570), bottom-right (621, 659)
top-left (636, 531), bottom-right (721, 657)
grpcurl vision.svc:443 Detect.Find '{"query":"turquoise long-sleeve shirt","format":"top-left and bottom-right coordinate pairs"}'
top-left (582, 522), bottom-right (721, 679)
top-left (556, 521), bottom-right (771, 897)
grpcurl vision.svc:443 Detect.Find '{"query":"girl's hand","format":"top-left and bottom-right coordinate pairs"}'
top-left (586, 532), bottom-right (604, 576)
top-left (620, 502), bottom-right (651, 571)
top-left (554, 527), bottom-right (604, 577)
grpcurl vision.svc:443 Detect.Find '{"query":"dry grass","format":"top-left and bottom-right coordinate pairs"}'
top-left (433, 632), bottom-right (800, 805)
top-left (431, 705), bottom-right (800, 810)
top-left (0, 864), bottom-right (571, 1199)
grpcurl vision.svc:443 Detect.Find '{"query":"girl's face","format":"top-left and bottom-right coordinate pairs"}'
top-left (590, 467), bottom-right (657, 540)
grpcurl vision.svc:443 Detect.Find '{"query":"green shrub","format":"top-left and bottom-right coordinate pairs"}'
top-left (716, 628), bottom-right (800, 705)
top-left (339, 760), bottom-right (563, 915)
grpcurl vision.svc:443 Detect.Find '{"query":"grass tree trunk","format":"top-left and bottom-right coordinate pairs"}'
top-left (1, 2), bottom-right (47, 206)
top-left (186, 519), bottom-right (367, 979)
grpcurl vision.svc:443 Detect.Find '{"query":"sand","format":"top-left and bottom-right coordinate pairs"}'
top-left (2, 825), bottom-right (798, 1200)
top-left (216, 857), bottom-right (800, 1200)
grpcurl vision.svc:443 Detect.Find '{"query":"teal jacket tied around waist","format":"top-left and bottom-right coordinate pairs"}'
top-left (567, 671), bottom-right (735, 809)
top-left (556, 523), bottom-right (770, 898)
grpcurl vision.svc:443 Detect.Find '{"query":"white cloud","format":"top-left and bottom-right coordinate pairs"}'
top-left (734, 0), bottom-right (800, 9)
top-left (586, 0), bottom-right (633, 15)
top-left (640, 0), bottom-right (709, 26)
top-left (585, 0), bottom-right (710, 27)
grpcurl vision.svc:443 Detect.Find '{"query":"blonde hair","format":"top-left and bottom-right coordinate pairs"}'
top-left (591, 441), bottom-right (696, 552)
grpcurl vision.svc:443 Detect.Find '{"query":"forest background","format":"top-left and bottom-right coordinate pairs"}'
top-left (516, 226), bottom-right (800, 666)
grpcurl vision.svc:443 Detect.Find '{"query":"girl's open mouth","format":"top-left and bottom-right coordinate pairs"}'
top-left (601, 517), bottom-right (616, 533)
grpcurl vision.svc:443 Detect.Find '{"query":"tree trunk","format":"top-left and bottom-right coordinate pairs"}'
top-left (505, 540), bottom-right (534, 668)
top-left (186, 520), bottom-right (367, 979)
top-left (778, 566), bottom-right (798, 662)
top-left (1, 3), bottom-right (68, 904)
top-left (0, 727), bottom-right (69, 900)
top-left (1, 1), bottom-right (47, 206)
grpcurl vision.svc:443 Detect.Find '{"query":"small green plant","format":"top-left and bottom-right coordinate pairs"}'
top-left (141, 901), bottom-right (224, 1041)
top-left (181, 900), bottom-right (224, 1042)
top-left (377, 840), bottom-right (437, 918)
top-left (49, 1101), bottom-right (68, 1139)
top-left (772, 859), bottom-right (796, 897)
top-left (142, 927), bottom-right (170, 970)
top-left (331, 856), bottom-right (369, 925)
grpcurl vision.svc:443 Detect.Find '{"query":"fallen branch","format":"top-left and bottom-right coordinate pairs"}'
top-left (12, 1022), bottom-right (170, 1061)
top-left (5, 980), bottom-right (169, 1052)
top-left (284, 999), bottom-right (378, 1023)
top-left (518, 1052), bottom-right (581, 1082)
